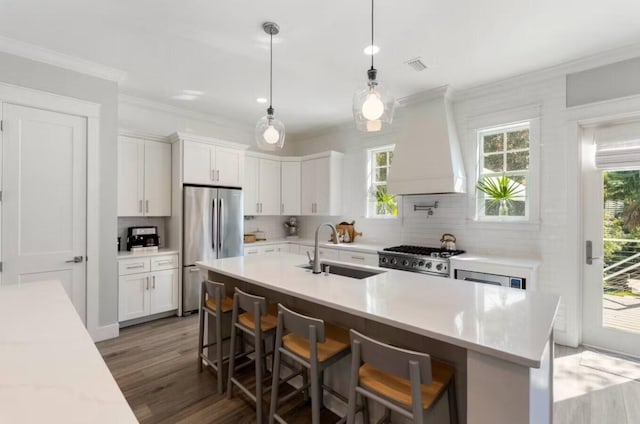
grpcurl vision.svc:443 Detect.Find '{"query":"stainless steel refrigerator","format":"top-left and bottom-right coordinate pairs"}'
top-left (182, 185), bottom-right (243, 313)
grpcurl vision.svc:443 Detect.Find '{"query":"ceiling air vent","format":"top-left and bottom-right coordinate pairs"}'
top-left (405, 57), bottom-right (428, 72)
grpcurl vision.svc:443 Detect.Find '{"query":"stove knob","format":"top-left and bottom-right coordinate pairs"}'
top-left (418, 261), bottom-right (425, 267)
top-left (391, 258), bottom-right (397, 265)
top-left (402, 259), bottom-right (409, 266)
top-left (412, 262), bottom-right (418, 267)
top-left (436, 263), bottom-right (443, 271)
top-left (425, 262), bottom-right (432, 269)
top-left (381, 257), bottom-right (388, 264)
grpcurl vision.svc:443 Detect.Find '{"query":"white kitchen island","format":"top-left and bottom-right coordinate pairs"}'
top-left (0, 281), bottom-right (137, 424)
top-left (197, 253), bottom-right (559, 424)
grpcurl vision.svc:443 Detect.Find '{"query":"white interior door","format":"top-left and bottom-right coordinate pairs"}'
top-left (582, 124), bottom-right (640, 357)
top-left (2, 103), bottom-right (87, 322)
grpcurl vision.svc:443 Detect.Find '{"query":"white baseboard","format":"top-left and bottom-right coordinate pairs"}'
top-left (91, 323), bottom-right (119, 342)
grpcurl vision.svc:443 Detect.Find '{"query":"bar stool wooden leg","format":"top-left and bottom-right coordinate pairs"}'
top-left (198, 306), bottom-right (205, 373)
top-left (254, 304), bottom-right (264, 424)
top-left (215, 306), bottom-right (224, 394)
top-left (226, 304), bottom-right (239, 399)
top-left (268, 321), bottom-right (283, 424)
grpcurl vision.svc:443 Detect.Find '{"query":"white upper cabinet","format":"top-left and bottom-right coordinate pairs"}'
top-left (183, 141), bottom-right (212, 185)
top-left (118, 135), bottom-right (172, 217)
top-left (144, 141), bottom-right (172, 216)
top-left (244, 154), bottom-right (281, 215)
top-left (181, 137), bottom-right (245, 187)
top-left (281, 161), bottom-right (301, 215)
top-left (300, 152), bottom-right (343, 216)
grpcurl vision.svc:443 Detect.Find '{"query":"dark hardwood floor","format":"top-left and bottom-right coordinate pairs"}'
top-left (96, 315), bottom-right (339, 423)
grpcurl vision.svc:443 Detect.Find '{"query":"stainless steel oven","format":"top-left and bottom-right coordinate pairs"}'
top-left (455, 269), bottom-right (525, 289)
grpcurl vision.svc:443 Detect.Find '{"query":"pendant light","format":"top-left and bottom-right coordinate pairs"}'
top-left (255, 22), bottom-right (285, 151)
top-left (352, 0), bottom-right (395, 132)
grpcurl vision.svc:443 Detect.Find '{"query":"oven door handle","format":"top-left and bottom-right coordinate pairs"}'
top-left (463, 277), bottom-right (502, 286)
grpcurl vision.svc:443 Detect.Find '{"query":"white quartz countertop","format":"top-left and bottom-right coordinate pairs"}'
top-left (118, 248), bottom-right (179, 259)
top-left (197, 254), bottom-right (559, 368)
top-left (0, 281), bottom-right (138, 423)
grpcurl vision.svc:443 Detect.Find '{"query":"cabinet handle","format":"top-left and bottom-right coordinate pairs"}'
top-left (126, 264), bottom-right (145, 269)
top-left (145, 200), bottom-right (149, 213)
top-left (351, 256), bottom-right (365, 261)
top-left (260, 203), bottom-right (263, 213)
top-left (152, 275), bottom-right (156, 289)
top-left (216, 170), bottom-right (220, 181)
top-left (146, 276), bottom-right (149, 290)
top-left (189, 268), bottom-right (200, 272)
top-left (281, 203), bottom-right (284, 214)
top-left (139, 200), bottom-right (143, 213)
top-left (211, 169), bottom-right (215, 181)
top-left (156, 260), bottom-right (173, 265)
top-left (256, 203), bottom-right (260, 214)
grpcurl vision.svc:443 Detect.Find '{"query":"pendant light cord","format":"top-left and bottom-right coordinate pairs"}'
top-left (370, 0), bottom-right (374, 70)
top-left (269, 31), bottom-right (273, 110)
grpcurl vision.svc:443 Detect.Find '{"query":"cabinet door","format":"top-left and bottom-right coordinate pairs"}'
top-left (300, 159), bottom-right (316, 215)
top-left (244, 156), bottom-right (259, 215)
top-left (183, 141), bottom-right (213, 184)
top-left (258, 158), bottom-right (281, 215)
top-left (338, 251), bottom-right (378, 267)
top-left (281, 161), bottom-right (301, 215)
top-left (144, 141), bottom-right (172, 216)
top-left (149, 269), bottom-right (179, 314)
top-left (215, 147), bottom-right (243, 187)
top-left (118, 274), bottom-right (149, 321)
top-left (117, 137), bottom-right (144, 217)
top-left (314, 156), bottom-right (331, 215)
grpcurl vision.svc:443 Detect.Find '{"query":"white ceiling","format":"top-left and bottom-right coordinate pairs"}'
top-left (1, 0), bottom-right (640, 136)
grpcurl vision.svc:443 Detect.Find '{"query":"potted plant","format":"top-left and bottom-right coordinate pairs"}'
top-left (476, 175), bottom-right (524, 216)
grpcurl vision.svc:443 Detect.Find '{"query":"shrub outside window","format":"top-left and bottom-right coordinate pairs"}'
top-left (367, 145), bottom-right (398, 218)
top-left (477, 122), bottom-right (530, 220)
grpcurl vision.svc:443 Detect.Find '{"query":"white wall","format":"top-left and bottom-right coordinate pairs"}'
top-left (289, 74), bottom-right (580, 345)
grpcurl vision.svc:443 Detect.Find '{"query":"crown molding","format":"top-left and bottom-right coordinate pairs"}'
top-left (119, 93), bottom-right (253, 135)
top-left (454, 41), bottom-right (640, 101)
top-left (0, 35), bottom-right (126, 83)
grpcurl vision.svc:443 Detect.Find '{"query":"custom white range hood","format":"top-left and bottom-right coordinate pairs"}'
top-left (387, 86), bottom-right (466, 195)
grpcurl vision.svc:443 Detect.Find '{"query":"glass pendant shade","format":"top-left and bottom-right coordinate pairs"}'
top-left (255, 112), bottom-right (285, 151)
top-left (353, 79), bottom-right (395, 132)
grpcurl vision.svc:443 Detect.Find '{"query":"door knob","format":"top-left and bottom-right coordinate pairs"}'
top-left (65, 256), bottom-right (84, 263)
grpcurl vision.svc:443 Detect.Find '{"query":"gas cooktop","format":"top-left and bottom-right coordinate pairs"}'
top-left (378, 245), bottom-right (465, 276)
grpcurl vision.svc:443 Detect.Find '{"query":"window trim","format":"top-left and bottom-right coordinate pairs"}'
top-left (466, 106), bottom-right (541, 225)
top-left (366, 144), bottom-right (399, 219)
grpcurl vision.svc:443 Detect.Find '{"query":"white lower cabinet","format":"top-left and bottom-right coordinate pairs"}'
top-left (244, 244), bottom-right (290, 256)
top-left (338, 251), bottom-right (379, 267)
top-left (118, 255), bottom-right (179, 322)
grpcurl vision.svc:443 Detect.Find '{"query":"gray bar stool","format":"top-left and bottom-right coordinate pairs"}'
top-left (197, 280), bottom-right (234, 393)
top-left (268, 304), bottom-right (365, 424)
top-left (227, 287), bottom-right (278, 424)
top-left (346, 330), bottom-right (458, 424)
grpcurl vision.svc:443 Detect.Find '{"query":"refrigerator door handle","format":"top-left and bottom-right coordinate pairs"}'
top-left (212, 198), bottom-right (217, 252)
top-left (219, 197), bottom-right (225, 252)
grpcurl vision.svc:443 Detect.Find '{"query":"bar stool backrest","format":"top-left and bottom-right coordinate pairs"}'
top-left (234, 287), bottom-right (268, 316)
top-left (350, 330), bottom-right (432, 384)
top-left (277, 304), bottom-right (326, 343)
top-left (202, 280), bottom-right (226, 307)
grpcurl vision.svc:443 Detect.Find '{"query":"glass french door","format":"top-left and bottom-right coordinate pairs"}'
top-left (583, 167), bottom-right (640, 357)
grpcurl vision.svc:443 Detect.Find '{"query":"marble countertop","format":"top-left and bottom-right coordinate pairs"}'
top-left (118, 248), bottom-right (179, 259)
top-left (0, 281), bottom-right (137, 423)
top-left (197, 254), bottom-right (559, 368)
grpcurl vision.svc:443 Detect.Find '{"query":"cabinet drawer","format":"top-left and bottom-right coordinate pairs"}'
top-left (318, 248), bottom-right (340, 261)
top-left (151, 254), bottom-right (179, 271)
top-left (119, 257), bottom-right (151, 276)
top-left (261, 245), bottom-right (279, 255)
top-left (244, 246), bottom-right (260, 256)
top-left (338, 251), bottom-right (378, 267)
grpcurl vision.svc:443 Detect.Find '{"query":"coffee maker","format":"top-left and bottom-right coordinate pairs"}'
top-left (126, 226), bottom-right (160, 251)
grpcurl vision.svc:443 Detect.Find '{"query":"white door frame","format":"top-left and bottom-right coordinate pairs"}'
top-left (568, 93), bottom-right (640, 350)
top-left (0, 81), bottom-right (102, 339)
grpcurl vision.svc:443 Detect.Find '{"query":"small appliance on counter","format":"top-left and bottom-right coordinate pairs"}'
top-left (284, 216), bottom-right (299, 238)
top-left (126, 226), bottom-right (160, 253)
top-left (440, 233), bottom-right (457, 250)
top-left (244, 233), bottom-right (257, 243)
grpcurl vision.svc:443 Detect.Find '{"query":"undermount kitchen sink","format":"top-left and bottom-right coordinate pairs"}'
top-left (299, 263), bottom-right (385, 279)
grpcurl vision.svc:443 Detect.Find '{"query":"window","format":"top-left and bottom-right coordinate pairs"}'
top-left (367, 145), bottom-right (398, 218)
top-left (477, 122), bottom-right (530, 220)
